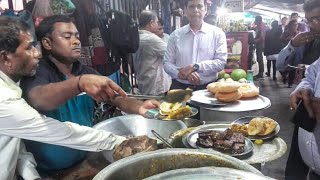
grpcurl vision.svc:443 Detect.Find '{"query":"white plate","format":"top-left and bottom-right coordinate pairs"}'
top-left (190, 89), bottom-right (271, 112)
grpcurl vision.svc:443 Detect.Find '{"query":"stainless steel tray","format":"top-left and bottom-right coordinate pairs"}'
top-left (190, 89), bottom-right (271, 112)
top-left (168, 124), bottom-right (287, 165)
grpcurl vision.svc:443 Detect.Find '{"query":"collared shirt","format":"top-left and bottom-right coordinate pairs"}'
top-left (133, 30), bottom-right (171, 95)
top-left (164, 22), bottom-right (227, 85)
top-left (291, 59), bottom-right (320, 175)
top-left (20, 58), bottom-right (100, 170)
top-left (0, 71), bottom-right (125, 180)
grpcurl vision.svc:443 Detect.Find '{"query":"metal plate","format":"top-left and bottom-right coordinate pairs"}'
top-left (144, 167), bottom-right (275, 180)
top-left (190, 90), bottom-right (271, 112)
top-left (186, 130), bottom-right (254, 157)
top-left (151, 107), bottom-right (199, 121)
top-left (231, 116), bottom-right (281, 140)
top-left (172, 124), bottom-right (287, 165)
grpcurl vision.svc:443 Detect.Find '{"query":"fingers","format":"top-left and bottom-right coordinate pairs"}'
top-left (188, 72), bottom-right (201, 85)
top-left (108, 80), bottom-right (127, 98)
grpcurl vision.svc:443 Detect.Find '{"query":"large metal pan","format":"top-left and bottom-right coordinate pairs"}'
top-left (93, 115), bottom-right (187, 161)
top-left (93, 148), bottom-right (262, 180)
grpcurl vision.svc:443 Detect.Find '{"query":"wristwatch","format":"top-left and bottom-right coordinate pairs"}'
top-left (192, 64), bottom-right (200, 72)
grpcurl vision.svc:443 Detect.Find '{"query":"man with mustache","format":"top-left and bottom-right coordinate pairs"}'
top-left (164, 0), bottom-right (227, 91)
top-left (20, 15), bottom-right (159, 172)
top-left (0, 16), bottom-right (157, 180)
top-left (277, 0), bottom-right (320, 179)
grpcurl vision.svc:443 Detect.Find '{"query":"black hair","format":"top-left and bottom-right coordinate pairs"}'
top-left (271, 20), bottom-right (279, 29)
top-left (158, 17), bottom-right (163, 26)
top-left (36, 15), bottom-right (73, 41)
top-left (138, 10), bottom-right (157, 28)
top-left (36, 15), bottom-right (73, 56)
top-left (0, 16), bottom-right (30, 53)
top-left (291, 12), bottom-right (299, 17)
top-left (184, 0), bottom-right (207, 7)
top-left (303, 0), bottom-right (320, 12)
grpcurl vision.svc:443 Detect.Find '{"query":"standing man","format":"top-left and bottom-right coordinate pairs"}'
top-left (20, 15), bottom-right (159, 171)
top-left (133, 10), bottom-right (171, 95)
top-left (0, 16), bottom-right (153, 180)
top-left (253, 15), bottom-right (267, 79)
top-left (280, 17), bottom-right (288, 32)
top-left (164, 0), bottom-right (227, 91)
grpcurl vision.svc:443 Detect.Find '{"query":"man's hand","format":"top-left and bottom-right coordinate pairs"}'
top-left (178, 65), bottom-right (194, 80)
top-left (139, 99), bottom-right (160, 116)
top-left (187, 72), bottom-right (201, 85)
top-left (290, 88), bottom-right (313, 117)
top-left (291, 32), bottom-right (320, 47)
top-left (79, 74), bottom-right (127, 102)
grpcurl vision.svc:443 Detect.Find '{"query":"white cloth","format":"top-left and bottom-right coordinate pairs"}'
top-left (0, 71), bottom-right (126, 180)
top-left (133, 30), bottom-right (171, 95)
top-left (162, 33), bottom-right (170, 43)
top-left (164, 22), bottom-right (227, 85)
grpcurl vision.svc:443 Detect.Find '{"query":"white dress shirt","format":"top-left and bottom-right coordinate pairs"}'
top-left (0, 71), bottom-right (125, 180)
top-left (164, 22), bottom-right (227, 85)
top-left (291, 60), bottom-right (320, 175)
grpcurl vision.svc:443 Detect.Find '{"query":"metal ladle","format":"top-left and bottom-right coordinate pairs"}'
top-left (151, 130), bottom-right (173, 148)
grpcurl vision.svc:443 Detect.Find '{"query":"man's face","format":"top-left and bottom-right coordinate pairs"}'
top-left (149, 17), bottom-right (159, 34)
top-left (281, 18), bottom-right (288, 26)
top-left (155, 25), bottom-right (164, 37)
top-left (8, 31), bottom-right (40, 78)
top-left (185, 0), bottom-right (207, 26)
top-left (46, 22), bottom-right (81, 64)
top-left (305, 7), bottom-right (320, 33)
top-left (291, 15), bottom-right (299, 21)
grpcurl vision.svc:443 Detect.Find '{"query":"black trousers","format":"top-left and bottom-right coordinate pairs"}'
top-left (266, 60), bottom-right (276, 77)
top-left (256, 43), bottom-right (264, 76)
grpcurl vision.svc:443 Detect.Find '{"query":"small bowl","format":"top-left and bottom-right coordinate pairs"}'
top-left (181, 118), bottom-right (205, 128)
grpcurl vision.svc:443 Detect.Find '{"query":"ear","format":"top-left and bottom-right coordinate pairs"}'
top-left (41, 37), bottom-right (52, 51)
top-left (0, 50), bottom-right (12, 67)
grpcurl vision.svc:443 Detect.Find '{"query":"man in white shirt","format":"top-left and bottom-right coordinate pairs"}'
top-left (164, 0), bottom-right (227, 91)
top-left (0, 16), bottom-right (156, 180)
top-left (133, 10), bottom-right (171, 95)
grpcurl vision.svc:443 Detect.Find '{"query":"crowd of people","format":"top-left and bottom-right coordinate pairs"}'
top-left (1, 0), bottom-right (320, 179)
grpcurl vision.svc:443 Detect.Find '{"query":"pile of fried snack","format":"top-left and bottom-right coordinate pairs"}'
top-left (230, 117), bottom-right (277, 136)
top-left (159, 102), bottom-right (192, 120)
top-left (207, 78), bottom-right (259, 102)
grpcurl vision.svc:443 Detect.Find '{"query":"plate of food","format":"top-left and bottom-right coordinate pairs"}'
top-left (186, 128), bottom-right (254, 157)
top-left (146, 102), bottom-right (198, 121)
top-left (230, 116), bottom-right (280, 140)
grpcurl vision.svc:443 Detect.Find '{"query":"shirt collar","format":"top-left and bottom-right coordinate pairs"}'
top-left (185, 22), bottom-right (210, 34)
top-left (0, 70), bottom-right (22, 97)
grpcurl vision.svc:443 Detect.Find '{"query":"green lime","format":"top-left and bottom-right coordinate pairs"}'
top-left (254, 139), bottom-right (263, 145)
top-left (218, 70), bottom-right (226, 79)
top-left (231, 69), bottom-right (247, 81)
top-left (223, 73), bottom-right (230, 79)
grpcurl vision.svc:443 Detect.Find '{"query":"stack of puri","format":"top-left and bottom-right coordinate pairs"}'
top-left (207, 78), bottom-right (259, 102)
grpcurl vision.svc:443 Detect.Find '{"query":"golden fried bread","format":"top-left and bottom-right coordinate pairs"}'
top-left (215, 81), bottom-right (241, 93)
top-left (257, 117), bottom-right (277, 136)
top-left (230, 124), bottom-right (248, 136)
top-left (207, 82), bottom-right (219, 94)
top-left (215, 89), bottom-right (242, 102)
top-left (239, 84), bottom-right (259, 98)
top-left (248, 118), bottom-right (264, 135)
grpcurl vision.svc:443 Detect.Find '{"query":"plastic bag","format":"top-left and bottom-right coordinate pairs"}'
top-left (32, 0), bottom-right (54, 28)
top-left (51, 0), bottom-right (75, 15)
